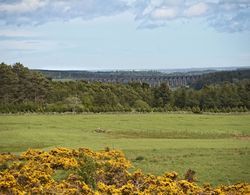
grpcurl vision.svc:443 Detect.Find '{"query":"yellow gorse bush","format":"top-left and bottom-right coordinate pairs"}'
top-left (0, 147), bottom-right (249, 194)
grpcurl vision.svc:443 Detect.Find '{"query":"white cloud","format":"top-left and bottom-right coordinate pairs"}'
top-left (135, 0), bottom-right (250, 32)
top-left (0, 0), bottom-right (129, 25)
top-left (184, 2), bottom-right (208, 17)
top-left (0, 0), bottom-right (249, 32)
top-left (0, 0), bottom-right (47, 13)
top-left (151, 7), bottom-right (178, 19)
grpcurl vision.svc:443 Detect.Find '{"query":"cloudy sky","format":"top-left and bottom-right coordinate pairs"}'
top-left (0, 0), bottom-right (250, 70)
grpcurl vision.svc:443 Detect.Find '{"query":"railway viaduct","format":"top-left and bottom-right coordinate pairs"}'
top-left (83, 75), bottom-right (202, 88)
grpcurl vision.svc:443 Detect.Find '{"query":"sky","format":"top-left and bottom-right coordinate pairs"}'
top-left (0, 0), bottom-right (250, 70)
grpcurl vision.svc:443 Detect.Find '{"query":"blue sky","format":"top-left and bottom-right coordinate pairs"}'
top-left (0, 0), bottom-right (250, 70)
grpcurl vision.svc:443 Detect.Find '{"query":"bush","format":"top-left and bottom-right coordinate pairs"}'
top-left (77, 155), bottom-right (97, 189)
top-left (133, 100), bottom-right (151, 112)
top-left (135, 156), bottom-right (144, 161)
top-left (0, 147), bottom-right (249, 194)
top-left (164, 104), bottom-right (173, 112)
top-left (192, 106), bottom-right (202, 114)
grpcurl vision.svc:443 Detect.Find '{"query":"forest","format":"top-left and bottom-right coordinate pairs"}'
top-left (0, 62), bottom-right (250, 113)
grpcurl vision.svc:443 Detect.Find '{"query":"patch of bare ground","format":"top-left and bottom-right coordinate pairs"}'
top-left (234, 135), bottom-right (250, 140)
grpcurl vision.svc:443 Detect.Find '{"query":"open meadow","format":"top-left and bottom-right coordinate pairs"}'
top-left (0, 113), bottom-right (249, 186)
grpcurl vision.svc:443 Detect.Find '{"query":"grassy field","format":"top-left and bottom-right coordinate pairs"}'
top-left (0, 113), bottom-right (249, 186)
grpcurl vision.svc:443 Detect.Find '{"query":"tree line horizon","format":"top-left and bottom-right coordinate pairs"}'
top-left (0, 62), bottom-right (249, 113)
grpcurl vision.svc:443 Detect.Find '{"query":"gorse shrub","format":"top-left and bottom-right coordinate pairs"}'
top-left (0, 147), bottom-right (249, 194)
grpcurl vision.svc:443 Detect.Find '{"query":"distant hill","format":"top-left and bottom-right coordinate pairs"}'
top-left (158, 66), bottom-right (249, 74)
top-left (190, 68), bottom-right (250, 89)
top-left (34, 70), bottom-right (168, 80)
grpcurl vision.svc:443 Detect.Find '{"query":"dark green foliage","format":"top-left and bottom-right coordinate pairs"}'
top-left (0, 63), bottom-right (250, 113)
top-left (0, 63), bottom-right (50, 113)
top-left (191, 69), bottom-right (250, 90)
top-left (153, 83), bottom-right (171, 107)
top-left (77, 155), bottom-right (97, 189)
top-left (134, 99), bottom-right (151, 112)
top-left (0, 162), bottom-right (8, 172)
top-left (192, 106), bottom-right (202, 114)
top-left (173, 87), bottom-right (188, 109)
top-left (135, 156), bottom-right (144, 161)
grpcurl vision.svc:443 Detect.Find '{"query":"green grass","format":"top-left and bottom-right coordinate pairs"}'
top-left (0, 113), bottom-right (249, 186)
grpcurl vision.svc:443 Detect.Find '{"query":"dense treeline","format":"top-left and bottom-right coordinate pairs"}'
top-left (0, 63), bottom-right (249, 113)
top-left (191, 69), bottom-right (250, 89)
top-left (37, 69), bottom-right (167, 80)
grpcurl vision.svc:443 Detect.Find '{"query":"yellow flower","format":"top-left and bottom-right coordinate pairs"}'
top-left (1, 147), bottom-right (250, 194)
